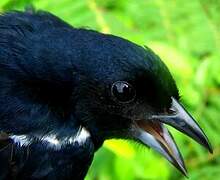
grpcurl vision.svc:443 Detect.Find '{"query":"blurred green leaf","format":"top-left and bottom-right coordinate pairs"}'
top-left (104, 140), bottom-right (135, 159)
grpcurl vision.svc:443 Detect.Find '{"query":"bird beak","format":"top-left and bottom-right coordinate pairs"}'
top-left (132, 97), bottom-right (212, 176)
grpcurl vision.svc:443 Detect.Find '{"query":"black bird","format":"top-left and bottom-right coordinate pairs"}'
top-left (0, 10), bottom-right (212, 180)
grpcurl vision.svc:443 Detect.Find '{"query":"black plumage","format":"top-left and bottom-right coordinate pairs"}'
top-left (0, 10), bottom-right (212, 180)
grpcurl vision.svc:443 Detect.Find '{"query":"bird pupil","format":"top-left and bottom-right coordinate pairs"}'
top-left (112, 81), bottom-right (135, 102)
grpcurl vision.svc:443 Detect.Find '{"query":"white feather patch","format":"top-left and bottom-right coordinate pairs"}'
top-left (74, 127), bottom-right (91, 145)
top-left (10, 135), bottom-right (32, 147)
top-left (9, 126), bottom-right (91, 150)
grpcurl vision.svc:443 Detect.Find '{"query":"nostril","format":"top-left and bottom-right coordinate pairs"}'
top-left (168, 108), bottom-right (176, 115)
top-left (162, 107), bottom-right (176, 116)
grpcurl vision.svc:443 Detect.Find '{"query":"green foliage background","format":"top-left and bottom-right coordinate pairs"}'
top-left (0, 0), bottom-right (219, 179)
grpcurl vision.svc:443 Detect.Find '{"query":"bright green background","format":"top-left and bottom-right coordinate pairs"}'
top-left (0, 0), bottom-right (220, 179)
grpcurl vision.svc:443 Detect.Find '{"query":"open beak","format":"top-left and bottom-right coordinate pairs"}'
top-left (132, 97), bottom-right (212, 176)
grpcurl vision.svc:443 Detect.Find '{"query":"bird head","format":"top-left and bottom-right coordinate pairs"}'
top-left (0, 11), bottom-right (212, 176)
top-left (72, 31), bottom-right (212, 175)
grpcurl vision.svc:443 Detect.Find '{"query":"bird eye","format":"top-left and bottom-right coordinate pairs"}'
top-left (111, 81), bottom-right (136, 103)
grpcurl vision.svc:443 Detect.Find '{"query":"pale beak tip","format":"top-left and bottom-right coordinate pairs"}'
top-left (182, 169), bottom-right (188, 178)
top-left (174, 155), bottom-right (188, 177)
top-left (208, 144), bottom-right (213, 154)
top-left (175, 164), bottom-right (188, 177)
top-left (199, 133), bottom-right (213, 153)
